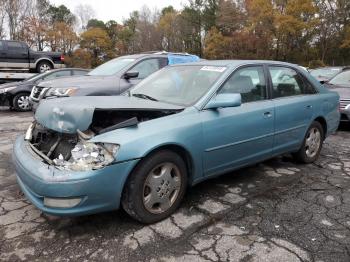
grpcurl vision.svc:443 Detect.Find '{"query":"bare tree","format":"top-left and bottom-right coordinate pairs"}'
top-left (74, 4), bottom-right (95, 30)
top-left (4, 0), bottom-right (32, 40)
top-left (0, 0), bottom-right (7, 39)
top-left (132, 6), bottom-right (162, 52)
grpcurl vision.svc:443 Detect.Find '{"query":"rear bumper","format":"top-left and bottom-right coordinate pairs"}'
top-left (53, 64), bottom-right (66, 69)
top-left (13, 135), bottom-right (139, 216)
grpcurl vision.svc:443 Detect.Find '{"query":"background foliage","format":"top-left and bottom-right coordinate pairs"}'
top-left (0, 0), bottom-right (349, 68)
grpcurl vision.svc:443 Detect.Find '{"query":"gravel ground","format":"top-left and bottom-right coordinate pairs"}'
top-left (1, 107), bottom-right (350, 262)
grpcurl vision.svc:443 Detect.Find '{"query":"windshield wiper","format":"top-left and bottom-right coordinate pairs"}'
top-left (132, 93), bottom-right (158, 101)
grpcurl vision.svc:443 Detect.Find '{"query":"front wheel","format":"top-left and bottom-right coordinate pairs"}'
top-left (12, 93), bottom-right (32, 111)
top-left (293, 121), bottom-right (324, 163)
top-left (122, 150), bottom-right (187, 224)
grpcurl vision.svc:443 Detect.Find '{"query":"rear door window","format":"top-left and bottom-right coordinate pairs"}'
top-left (7, 41), bottom-right (25, 51)
top-left (269, 66), bottom-right (318, 97)
top-left (269, 67), bottom-right (304, 98)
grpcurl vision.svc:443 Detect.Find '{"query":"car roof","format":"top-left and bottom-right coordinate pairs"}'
top-left (168, 59), bottom-right (301, 69)
top-left (119, 52), bottom-right (198, 60)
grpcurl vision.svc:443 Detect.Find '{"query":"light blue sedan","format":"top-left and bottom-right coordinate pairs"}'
top-left (13, 60), bottom-right (340, 223)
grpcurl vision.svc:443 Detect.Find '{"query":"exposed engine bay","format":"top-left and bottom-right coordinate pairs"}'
top-left (26, 109), bottom-right (181, 171)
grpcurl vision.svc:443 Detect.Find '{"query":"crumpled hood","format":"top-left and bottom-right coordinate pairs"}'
top-left (35, 96), bottom-right (184, 133)
top-left (38, 75), bottom-right (114, 89)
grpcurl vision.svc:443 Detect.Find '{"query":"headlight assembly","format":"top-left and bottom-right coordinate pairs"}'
top-left (45, 87), bottom-right (77, 97)
top-left (53, 142), bottom-right (119, 171)
top-left (0, 86), bottom-right (17, 94)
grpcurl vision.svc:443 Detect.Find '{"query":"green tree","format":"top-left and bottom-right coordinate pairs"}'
top-left (80, 27), bottom-right (112, 66)
top-left (105, 20), bottom-right (119, 46)
top-left (203, 27), bottom-right (231, 58)
top-left (47, 4), bottom-right (76, 25)
top-left (86, 19), bottom-right (106, 30)
top-left (159, 8), bottom-right (183, 51)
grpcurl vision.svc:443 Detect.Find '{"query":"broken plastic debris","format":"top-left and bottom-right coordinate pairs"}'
top-left (53, 141), bottom-right (114, 171)
top-left (53, 154), bottom-right (65, 166)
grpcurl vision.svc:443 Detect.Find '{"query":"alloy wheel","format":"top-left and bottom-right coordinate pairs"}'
top-left (39, 64), bottom-right (51, 73)
top-left (305, 127), bottom-right (321, 158)
top-left (143, 162), bottom-right (181, 214)
top-left (17, 95), bottom-right (30, 110)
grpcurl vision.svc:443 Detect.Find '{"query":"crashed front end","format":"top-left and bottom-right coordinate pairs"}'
top-left (25, 121), bottom-right (119, 172)
top-left (13, 131), bottom-right (138, 216)
top-left (12, 96), bottom-right (183, 216)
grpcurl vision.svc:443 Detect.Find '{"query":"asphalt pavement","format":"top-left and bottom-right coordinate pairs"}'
top-left (1, 107), bottom-right (350, 262)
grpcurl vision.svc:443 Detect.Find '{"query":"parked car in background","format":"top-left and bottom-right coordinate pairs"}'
top-left (29, 52), bottom-right (200, 109)
top-left (13, 60), bottom-right (340, 223)
top-left (310, 66), bottom-right (350, 82)
top-left (323, 70), bottom-right (350, 123)
top-left (0, 40), bottom-right (65, 73)
top-left (0, 68), bottom-right (89, 111)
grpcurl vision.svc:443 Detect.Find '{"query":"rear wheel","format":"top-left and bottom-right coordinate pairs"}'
top-left (12, 92), bottom-right (31, 111)
top-left (122, 150), bottom-right (187, 224)
top-left (293, 121), bottom-right (324, 163)
top-left (36, 61), bottom-right (52, 73)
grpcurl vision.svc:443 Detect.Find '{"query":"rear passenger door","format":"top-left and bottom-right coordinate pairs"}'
top-left (6, 41), bottom-right (29, 69)
top-left (0, 41), bottom-right (7, 68)
top-left (268, 66), bottom-right (315, 155)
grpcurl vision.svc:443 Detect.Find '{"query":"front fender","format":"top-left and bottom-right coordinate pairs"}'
top-left (90, 108), bottom-right (204, 182)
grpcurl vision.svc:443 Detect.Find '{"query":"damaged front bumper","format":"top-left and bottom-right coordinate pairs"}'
top-left (13, 135), bottom-right (139, 216)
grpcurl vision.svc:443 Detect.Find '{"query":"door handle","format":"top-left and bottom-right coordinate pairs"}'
top-left (263, 111), bottom-right (272, 118)
top-left (306, 105), bottom-right (312, 109)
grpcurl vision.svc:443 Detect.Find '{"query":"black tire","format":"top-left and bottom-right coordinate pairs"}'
top-left (12, 92), bottom-right (32, 111)
top-left (122, 150), bottom-right (188, 224)
top-left (36, 60), bottom-right (52, 73)
top-left (293, 121), bottom-right (324, 163)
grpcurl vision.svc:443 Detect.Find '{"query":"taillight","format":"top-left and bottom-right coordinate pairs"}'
top-left (60, 55), bottom-right (64, 61)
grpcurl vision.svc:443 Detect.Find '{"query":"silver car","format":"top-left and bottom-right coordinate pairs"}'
top-left (324, 70), bottom-right (350, 122)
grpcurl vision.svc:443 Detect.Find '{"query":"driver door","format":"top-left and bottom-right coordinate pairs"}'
top-left (201, 66), bottom-right (275, 177)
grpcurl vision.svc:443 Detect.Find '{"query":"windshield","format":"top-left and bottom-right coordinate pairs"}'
top-left (329, 70), bottom-right (350, 87)
top-left (88, 57), bottom-right (135, 76)
top-left (310, 68), bottom-right (341, 79)
top-left (130, 65), bottom-right (226, 106)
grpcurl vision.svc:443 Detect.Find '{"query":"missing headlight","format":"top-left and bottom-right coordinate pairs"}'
top-left (53, 141), bottom-right (119, 171)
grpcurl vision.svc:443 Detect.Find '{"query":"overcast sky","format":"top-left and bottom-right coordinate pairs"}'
top-left (50, 0), bottom-right (184, 23)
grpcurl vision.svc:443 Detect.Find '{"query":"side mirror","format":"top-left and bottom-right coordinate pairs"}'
top-left (124, 71), bottom-right (139, 79)
top-left (319, 80), bottom-right (326, 84)
top-left (204, 93), bottom-right (242, 110)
